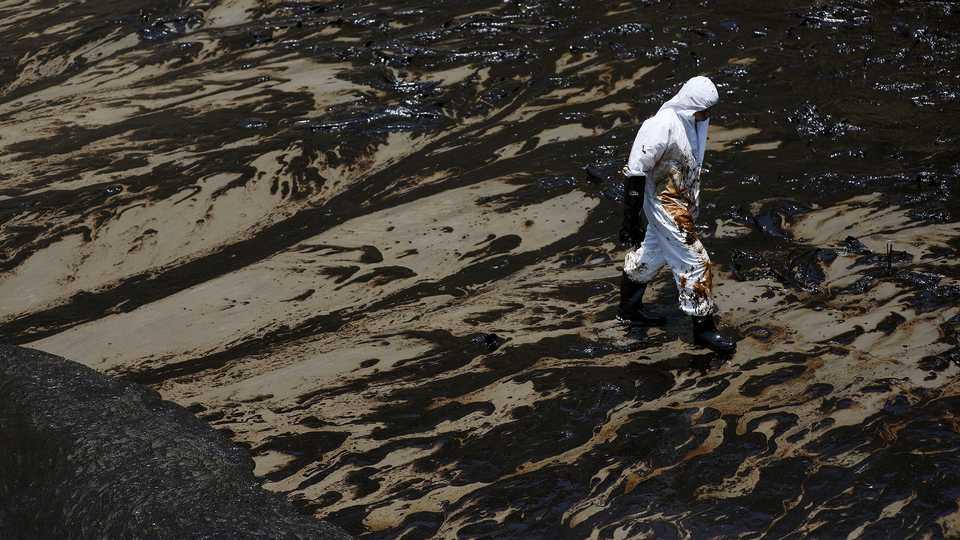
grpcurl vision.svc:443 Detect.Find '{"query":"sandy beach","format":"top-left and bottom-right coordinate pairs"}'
top-left (2, 0), bottom-right (959, 537)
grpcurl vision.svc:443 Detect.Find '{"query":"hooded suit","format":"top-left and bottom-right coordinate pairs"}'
top-left (621, 76), bottom-right (719, 317)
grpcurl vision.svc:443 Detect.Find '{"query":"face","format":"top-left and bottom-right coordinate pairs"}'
top-left (693, 107), bottom-right (712, 122)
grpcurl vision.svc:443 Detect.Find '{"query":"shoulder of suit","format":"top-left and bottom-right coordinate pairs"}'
top-left (645, 109), bottom-right (680, 130)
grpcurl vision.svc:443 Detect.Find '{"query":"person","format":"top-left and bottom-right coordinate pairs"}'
top-left (617, 75), bottom-right (737, 354)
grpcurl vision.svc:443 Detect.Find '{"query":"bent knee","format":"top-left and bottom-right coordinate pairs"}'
top-left (624, 251), bottom-right (660, 282)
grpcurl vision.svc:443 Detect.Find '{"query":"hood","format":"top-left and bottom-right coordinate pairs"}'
top-left (658, 76), bottom-right (718, 167)
top-left (658, 76), bottom-right (719, 119)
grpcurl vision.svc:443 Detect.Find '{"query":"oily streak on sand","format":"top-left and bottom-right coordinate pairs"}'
top-left (1, 0), bottom-right (960, 538)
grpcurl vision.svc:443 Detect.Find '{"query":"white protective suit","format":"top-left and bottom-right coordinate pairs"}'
top-left (622, 76), bottom-right (719, 317)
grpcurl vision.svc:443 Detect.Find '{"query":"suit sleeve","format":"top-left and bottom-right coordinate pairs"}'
top-left (623, 116), bottom-right (669, 178)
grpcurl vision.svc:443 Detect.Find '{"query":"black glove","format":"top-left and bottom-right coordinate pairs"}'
top-left (619, 175), bottom-right (646, 247)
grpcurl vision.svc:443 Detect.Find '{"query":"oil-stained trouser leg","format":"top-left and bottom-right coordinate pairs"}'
top-left (623, 222), bottom-right (666, 284)
top-left (644, 201), bottom-right (718, 317)
top-left (653, 199), bottom-right (734, 351)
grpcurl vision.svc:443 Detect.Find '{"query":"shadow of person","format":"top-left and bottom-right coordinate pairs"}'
top-left (652, 351), bottom-right (731, 374)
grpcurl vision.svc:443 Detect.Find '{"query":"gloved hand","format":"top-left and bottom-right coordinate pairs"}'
top-left (619, 175), bottom-right (645, 247)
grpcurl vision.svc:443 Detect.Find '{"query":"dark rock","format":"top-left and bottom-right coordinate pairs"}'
top-left (471, 333), bottom-right (506, 351)
top-left (0, 345), bottom-right (350, 539)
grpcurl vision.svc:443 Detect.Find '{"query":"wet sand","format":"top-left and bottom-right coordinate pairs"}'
top-left (2, 1), bottom-right (960, 538)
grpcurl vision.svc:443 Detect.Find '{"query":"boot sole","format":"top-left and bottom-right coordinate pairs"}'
top-left (694, 339), bottom-right (737, 354)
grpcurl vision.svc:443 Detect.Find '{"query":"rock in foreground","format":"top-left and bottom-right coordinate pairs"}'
top-left (0, 345), bottom-right (350, 540)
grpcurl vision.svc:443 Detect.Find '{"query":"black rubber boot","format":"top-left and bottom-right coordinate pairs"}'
top-left (618, 272), bottom-right (666, 326)
top-left (692, 315), bottom-right (737, 353)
